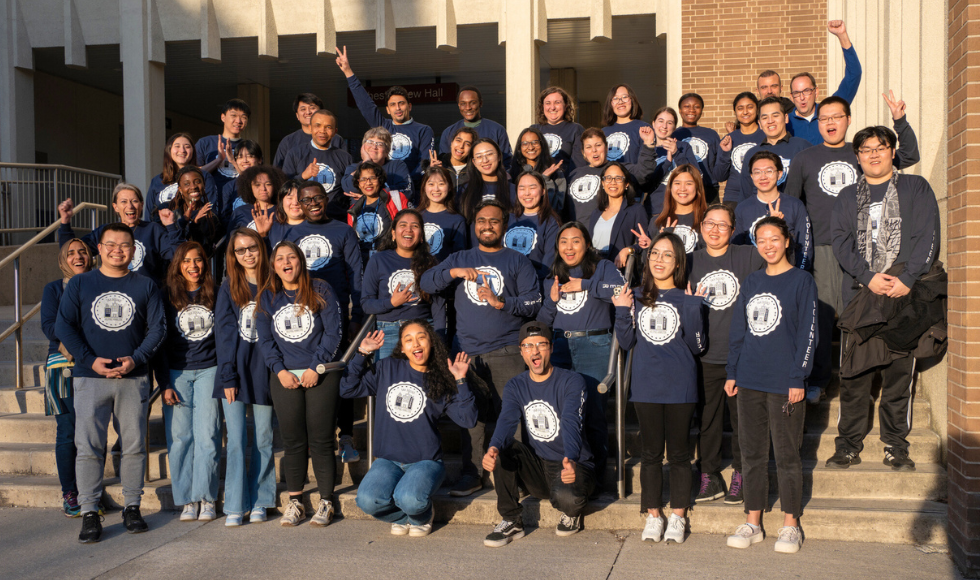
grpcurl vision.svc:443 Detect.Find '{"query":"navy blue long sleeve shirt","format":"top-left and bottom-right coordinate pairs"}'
top-left (439, 118), bottom-right (513, 168)
top-left (672, 126), bottom-right (722, 199)
top-left (361, 250), bottom-right (447, 332)
top-left (282, 219), bottom-right (363, 321)
top-left (256, 279), bottom-right (343, 375)
top-left (213, 279), bottom-right (271, 405)
top-left (712, 128), bottom-right (766, 205)
top-left (163, 288), bottom-right (217, 371)
top-left (281, 141), bottom-right (355, 220)
top-left (145, 171), bottom-right (219, 223)
top-left (603, 120), bottom-right (652, 166)
top-left (195, 135), bottom-right (244, 191)
top-left (421, 209), bottom-right (468, 262)
top-left (736, 135), bottom-right (813, 205)
top-left (273, 129), bottom-right (344, 169)
top-left (537, 260), bottom-right (624, 332)
top-left (340, 159), bottom-right (414, 202)
top-left (41, 280), bottom-right (66, 358)
top-left (531, 121), bottom-right (585, 172)
top-left (732, 194), bottom-right (813, 270)
top-left (788, 45), bottom-right (862, 145)
top-left (58, 221), bottom-right (183, 285)
top-left (504, 213), bottom-right (560, 281)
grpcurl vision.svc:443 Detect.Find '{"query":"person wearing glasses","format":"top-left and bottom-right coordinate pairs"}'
top-left (439, 86), bottom-right (513, 168)
top-left (55, 223), bottom-right (167, 543)
top-left (530, 86), bottom-right (586, 172)
top-left (688, 204), bottom-right (764, 506)
top-left (195, 99), bottom-right (252, 192)
top-left (587, 162), bottom-right (648, 263)
top-left (827, 126), bottom-right (940, 472)
top-left (724, 216), bottom-right (818, 554)
top-left (672, 93), bottom-right (723, 203)
top-left (509, 127), bottom-right (568, 216)
top-left (344, 161), bottom-right (412, 268)
top-left (482, 321), bottom-right (597, 546)
top-left (457, 139), bottom-right (515, 226)
top-left (282, 109), bottom-right (355, 221)
top-left (787, 21), bottom-right (862, 145)
top-left (734, 97), bottom-right (812, 206)
top-left (420, 200), bottom-right (541, 497)
top-left (341, 127), bottom-right (413, 204)
top-left (784, 94), bottom-right (919, 405)
top-left (601, 84), bottom-right (651, 166)
top-left (613, 232), bottom-right (706, 545)
top-left (713, 93), bottom-right (766, 209)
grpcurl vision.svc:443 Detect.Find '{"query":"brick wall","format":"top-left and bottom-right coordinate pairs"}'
top-left (946, 0), bottom-right (980, 573)
top-left (680, 0), bottom-right (829, 136)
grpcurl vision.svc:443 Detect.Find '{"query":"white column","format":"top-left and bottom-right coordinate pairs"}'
top-left (0, 0), bottom-right (35, 163)
top-left (660, 0), bottom-right (683, 109)
top-left (504, 0), bottom-right (539, 147)
top-left (120, 0), bottom-right (165, 191)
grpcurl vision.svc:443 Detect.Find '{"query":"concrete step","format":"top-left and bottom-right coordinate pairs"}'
top-left (0, 315), bottom-right (46, 342)
top-left (0, 475), bottom-right (946, 545)
top-left (0, 413), bottom-right (167, 445)
top-left (0, 339), bottom-right (50, 362)
top-left (0, 386), bottom-right (46, 414)
top-left (0, 363), bottom-right (45, 388)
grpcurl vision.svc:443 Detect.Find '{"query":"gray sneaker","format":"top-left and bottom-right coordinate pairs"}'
top-left (279, 498), bottom-right (305, 527)
top-left (774, 526), bottom-right (802, 553)
top-left (727, 523), bottom-right (764, 548)
top-left (449, 474), bottom-right (483, 497)
top-left (309, 499), bottom-right (334, 527)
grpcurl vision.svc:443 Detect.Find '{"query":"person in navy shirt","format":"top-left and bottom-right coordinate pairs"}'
top-left (256, 240), bottom-right (343, 528)
top-left (214, 228), bottom-right (277, 526)
top-left (160, 242), bottom-right (221, 524)
top-left (340, 127), bottom-right (413, 203)
top-left (602, 84), bottom-right (652, 166)
top-left (482, 321), bottom-right (596, 546)
top-left (714, 93), bottom-right (766, 207)
top-left (425, 127), bottom-right (476, 191)
top-left (788, 20), bottom-right (862, 145)
top-left (195, 98), bottom-right (251, 191)
top-left (531, 86), bottom-right (585, 172)
top-left (566, 129), bottom-right (610, 223)
top-left (273, 93), bottom-right (345, 169)
top-left (725, 216), bottom-right (818, 554)
top-left (439, 86), bottom-right (512, 168)
top-left (627, 164), bottom-right (708, 263)
top-left (336, 46), bottom-right (434, 184)
top-left (345, 162), bottom-right (412, 268)
top-left (588, 162), bottom-right (648, 264)
top-left (282, 109), bottom-right (355, 221)
top-left (505, 171), bottom-right (561, 282)
top-left (229, 165), bottom-right (285, 233)
top-left (644, 107), bottom-right (700, 215)
top-left (733, 152), bottom-right (813, 272)
top-left (417, 166), bottom-right (467, 262)
top-left (343, 320), bottom-right (476, 537)
top-left (56, 224), bottom-right (167, 542)
top-left (217, 140), bottom-right (263, 226)
top-left (736, 97), bottom-right (812, 204)
top-left (170, 166), bottom-right (225, 257)
top-left (268, 179), bottom-right (307, 247)
top-left (614, 233), bottom-right (706, 545)
top-left (145, 132), bottom-right (218, 222)
top-left (362, 209), bottom-right (446, 358)
top-left (672, 93), bottom-right (722, 203)
top-left (510, 127), bottom-right (567, 215)
top-left (41, 238), bottom-right (97, 517)
top-left (457, 139), bottom-right (514, 225)
top-left (419, 200), bottom-right (541, 497)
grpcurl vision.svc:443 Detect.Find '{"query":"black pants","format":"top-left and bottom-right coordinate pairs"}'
top-left (737, 387), bottom-right (805, 518)
top-left (635, 402), bottom-right (695, 512)
top-left (836, 355), bottom-right (915, 454)
top-left (493, 440), bottom-right (595, 519)
top-left (697, 361), bottom-right (741, 474)
top-left (270, 371), bottom-right (340, 499)
top-left (459, 344), bottom-right (527, 477)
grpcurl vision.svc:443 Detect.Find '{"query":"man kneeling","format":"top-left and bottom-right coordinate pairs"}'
top-left (482, 322), bottom-right (596, 547)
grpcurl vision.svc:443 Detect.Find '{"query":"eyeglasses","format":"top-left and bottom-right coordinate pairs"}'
top-left (649, 249), bottom-right (675, 262)
top-left (702, 220), bottom-right (732, 232)
top-left (358, 176), bottom-right (380, 183)
top-left (602, 175), bottom-right (626, 184)
top-left (818, 113), bottom-right (848, 124)
top-left (790, 87), bottom-right (816, 98)
top-left (234, 244), bottom-right (260, 256)
top-left (473, 152), bottom-right (497, 161)
top-left (611, 96), bottom-right (631, 104)
top-left (364, 139), bottom-right (386, 149)
top-left (751, 168), bottom-right (778, 177)
top-left (857, 145), bottom-right (891, 156)
top-left (520, 342), bottom-right (551, 353)
top-left (782, 400), bottom-right (795, 417)
top-left (520, 140), bottom-right (541, 148)
top-left (299, 195), bottom-right (326, 205)
top-left (101, 241), bottom-right (133, 251)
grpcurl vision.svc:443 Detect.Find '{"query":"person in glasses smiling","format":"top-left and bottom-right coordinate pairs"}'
top-left (341, 126), bottom-right (413, 204)
top-left (734, 97), bottom-right (811, 206)
top-left (345, 161), bottom-right (412, 269)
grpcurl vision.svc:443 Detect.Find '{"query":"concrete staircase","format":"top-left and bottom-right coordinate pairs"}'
top-left (0, 308), bottom-right (947, 544)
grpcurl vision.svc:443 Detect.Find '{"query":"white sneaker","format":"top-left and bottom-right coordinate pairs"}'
top-left (664, 514), bottom-right (686, 544)
top-left (391, 522), bottom-right (410, 536)
top-left (225, 514), bottom-right (243, 527)
top-left (249, 507), bottom-right (267, 523)
top-left (774, 526), bottom-right (802, 553)
top-left (180, 503), bottom-right (198, 522)
top-left (198, 500), bottom-right (216, 521)
top-left (727, 523), bottom-right (764, 548)
top-left (409, 511), bottom-right (434, 537)
top-left (310, 499), bottom-right (334, 527)
top-left (280, 498), bottom-right (305, 527)
top-left (641, 513), bottom-right (665, 543)
top-left (340, 435), bottom-right (360, 463)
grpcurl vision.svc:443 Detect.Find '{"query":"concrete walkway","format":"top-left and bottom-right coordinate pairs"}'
top-left (0, 508), bottom-right (963, 580)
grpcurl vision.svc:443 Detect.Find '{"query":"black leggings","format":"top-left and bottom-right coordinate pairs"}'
top-left (635, 402), bottom-right (695, 512)
top-left (270, 371), bottom-right (340, 499)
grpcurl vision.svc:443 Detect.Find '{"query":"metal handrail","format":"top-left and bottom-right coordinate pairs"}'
top-left (0, 202), bottom-right (107, 389)
top-left (0, 162), bottom-right (123, 180)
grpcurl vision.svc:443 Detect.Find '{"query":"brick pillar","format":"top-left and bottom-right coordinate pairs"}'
top-left (946, 0), bottom-right (980, 573)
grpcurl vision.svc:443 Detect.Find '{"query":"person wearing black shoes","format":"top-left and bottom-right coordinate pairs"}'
top-left (827, 126), bottom-right (940, 472)
top-left (482, 321), bottom-right (596, 547)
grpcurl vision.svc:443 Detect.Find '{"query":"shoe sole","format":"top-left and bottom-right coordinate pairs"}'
top-left (825, 457), bottom-right (861, 469)
top-left (694, 492), bottom-right (725, 503)
top-left (664, 535), bottom-right (686, 544)
top-left (280, 519), bottom-right (303, 527)
top-left (775, 543), bottom-right (801, 554)
top-left (180, 516), bottom-right (197, 522)
top-left (408, 528), bottom-right (432, 537)
top-left (723, 498), bottom-right (744, 505)
top-left (309, 520), bottom-right (333, 527)
top-left (484, 530), bottom-right (525, 548)
top-left (449, 486), bottom-right (482, 497)
top-left (555, 527), bottom-right (581, 537)
top-left (342, 456), bottom-right (360, 463)
top-left (642, 533), bottom-right (663, 543)
top-left (126, 526), bottom-right (149, 534)
top-left (392, 527), bottom-right (410, 536)
top-left (198, 516), bottom-right (216, 522)
top-left (885, 461), bottom-right (916, 472)
top-left (727, 534), bottom-right (764, 548)
top-left (78, 536), bottom-right (101, 544)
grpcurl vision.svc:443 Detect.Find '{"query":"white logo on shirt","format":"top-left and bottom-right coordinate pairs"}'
top-left (684, 137), bottom-right (709, 162)
top-left (247, 220), bottom-right (257, 231)
top-left (298, 234), bottom-right (333, 270)
top-left (128, 240), bottom-right (146, 273)
top-left (732, 143), bottom-right (755, 174)
top-left (158, 183), bottom-right (179, 205)
top-left (238, 302), bottom-right (258, 342)
top-left (638, 302), bottom-right (680, 345)
top-left (544, 133), bottom-right (562, 157)
top-left (387, 269), bottom-right (418, 300)
top-left (386, 381), bottom-right (427, 423)
top-left (818, 161), bottom-right (858, 197)
top-left (673, 225), bottom-right (699, 253)
top-left (91, 292), bottom-right (136, 332)
top-left (569, 174), bottom-right (601, 203)
top-left (698, 270), bottom-right (740, 310)
top-left (273, 304), bottom-right (315, 343)
top-left (746, 292), bottom-right (782, 336)
top-left (355, 212), bottom-right (383, 243)
top-left (314, 164), bottom-right (336, 188)
top-left (504, 226), bottom-right (537, 255)
top-left (606, 132), bottom-right (630, 161)
top-left (424, 222), bottom-right (444, 255)
top-left (748, 214), bottom-right (767, 246)
top-left (464, 266), bottom-right (505, 306)
top-left (869, 201), bottom-right (883, 244)
top-left (389, 133), bottom-right (413, 161)
top-left (177, 305), bottom-right (214, 341)
top-left (524, 400), bottom-right (560, 442)
top-left (777, 156), bottom-right (791, 186)
top-left (206, 150), bottom-right (239, 178)
top-left (557, 290), bottom-right (588, 315)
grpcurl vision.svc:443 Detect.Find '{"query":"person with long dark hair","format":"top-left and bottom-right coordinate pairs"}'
top-left (424, 126), bottom-right (476, 191)
top-left (346, 161), bottom-right (412, 268)
top-left (362, 209), bottom-right (446, 359)
top-left (145, 132), bottom-right (218, 222)
top-left (602, 84), bottom-right (652, 166)
top-left (509, 127), bottom-right (567, 215)
top-left (531, 86), bottom-right (586, 172)
top-left (160, 241), bottom-right (221, 523)
top-left (625, 165), bottom-right (709, 263)
top-left (714, 92), bottom-right (765, 207)
top-left (417, 166), bottom-right (467, 262)
top-left (458, 139), bottom-right (514, 225)
top-left (214, 228), bottom-right (277, 526)
top-left (566, 128), bottom-right (610, 223)
top-left (342, 321), bottom-right (476, 537)
top-left (219, 139), bottom-right (264, 225)
top-left (725, 216), bottom-right (818, 554)
top-left (644, 106), bottom-right (700, 216)
top-left (256, 241), bottom-right (343, 527)
top-left (587, 162), bottom-right (648, 263)
top-left (672, 93), bottom-right (723, 203)
top-left (228, 165), bottom-right (286, 234)
top-left (505, 171), bottom-right (561, 282)
top-left (171, 166), bottom-right (225, 256)
top-left (613, 232), bottom-right (706, 544)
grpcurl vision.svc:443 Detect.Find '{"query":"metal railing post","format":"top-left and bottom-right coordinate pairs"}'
top-left (90, 207), bottom-right (97, 232)
top-left (366, 397), bottom-right (375, 468)
top-left (13, 257), bottom-right (22, 389)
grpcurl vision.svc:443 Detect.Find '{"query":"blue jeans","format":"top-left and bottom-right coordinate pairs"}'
top-left (163, 367), bottom-right (221, 506)
top-left (221, 400), bottom-right (276, 516)
top-left (55, 396), bottom-right (77, 494)
top-left (355, 457), bottom-right (445, 525)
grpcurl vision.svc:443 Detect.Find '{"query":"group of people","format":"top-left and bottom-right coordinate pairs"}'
top-left (41, 19), bottom-right (942, 555)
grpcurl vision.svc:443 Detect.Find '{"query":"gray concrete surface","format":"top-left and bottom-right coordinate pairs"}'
top-left (0, 508), bottom-right (963, 580)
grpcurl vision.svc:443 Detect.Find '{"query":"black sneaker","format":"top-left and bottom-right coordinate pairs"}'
top-left (449, 473), bottom-right (483, 497)
top-left (883, 447), bottom-right (916, 471)
top-left (723, 470), bottom-right (743, 505)
top-left (484, 517), bottom-right (525, 548)
top-left (695, 473), bottom-right (726, 503)
top-left (825, 449), bottom-right (861, 469)
top-left (123, 505), bottom-right (149, 534)
top-left (556, 513), bottom-right (581, 537)
top-left (78, 512), bottom-right (103, 544)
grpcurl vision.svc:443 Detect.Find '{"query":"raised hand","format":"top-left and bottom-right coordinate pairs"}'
top-left (661, 217), bottom-right (678, 233)
top-left (477, 276), bottom-right (502, 308)
top-left (302, 158), bottom-right (320, 180)
top-left (344, 191), bottom-right (364, 202)
top-left (194, 202), bottom-right (214, 223)
top-left (390, 283), bottom-right (415, 307)
top-left (661, 136), bottom-right (678, 158)
top-left (767, 198), bottom-right (784, 220)
top-left (252, 207), bottom-right (273, 236)
top-left (224, 138), bottom-right (244, 175)
top-left (686, 282), bottom-right (708, 298)
top-left (882, 90), bottom-right (906, 121)
top-left (725, 121), bottom-right (736, 134)
top-left (638, 126), bottom-right (656, 147)
top-left (428, 149), bottom-right (442, 168)
top-left (58, 198), bottom-right (75, 224)
top-left (611, 283), bottom-right (633, 308)
top-left (561, 457), bottom-right (577, 484)
top-left (335, 45), bottom-right (354, 77)
top-left (828, 20), bottom-right (846, 37)
top-left (447, 352), bottom-right (471, 380)
top-left (359, 329), bottom-right (385, 354)
top-left (450, 267), bottom-right (479, 281)
top-left (158, 208), bottom-right (175, 226)
top-left (542, 160), bottom-right (563, 177)
top-left (631, 221), bottom-right (652, 248)
top-left (550, 276), bottom-right (561, 303)
top-left (482, 447), bottom-right (499, 474)
top-left (720, 134), bottom-right (732, 152)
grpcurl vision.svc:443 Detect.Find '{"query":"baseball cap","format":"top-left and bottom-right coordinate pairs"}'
top-left (519, 321), bottom-right (552, 344)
